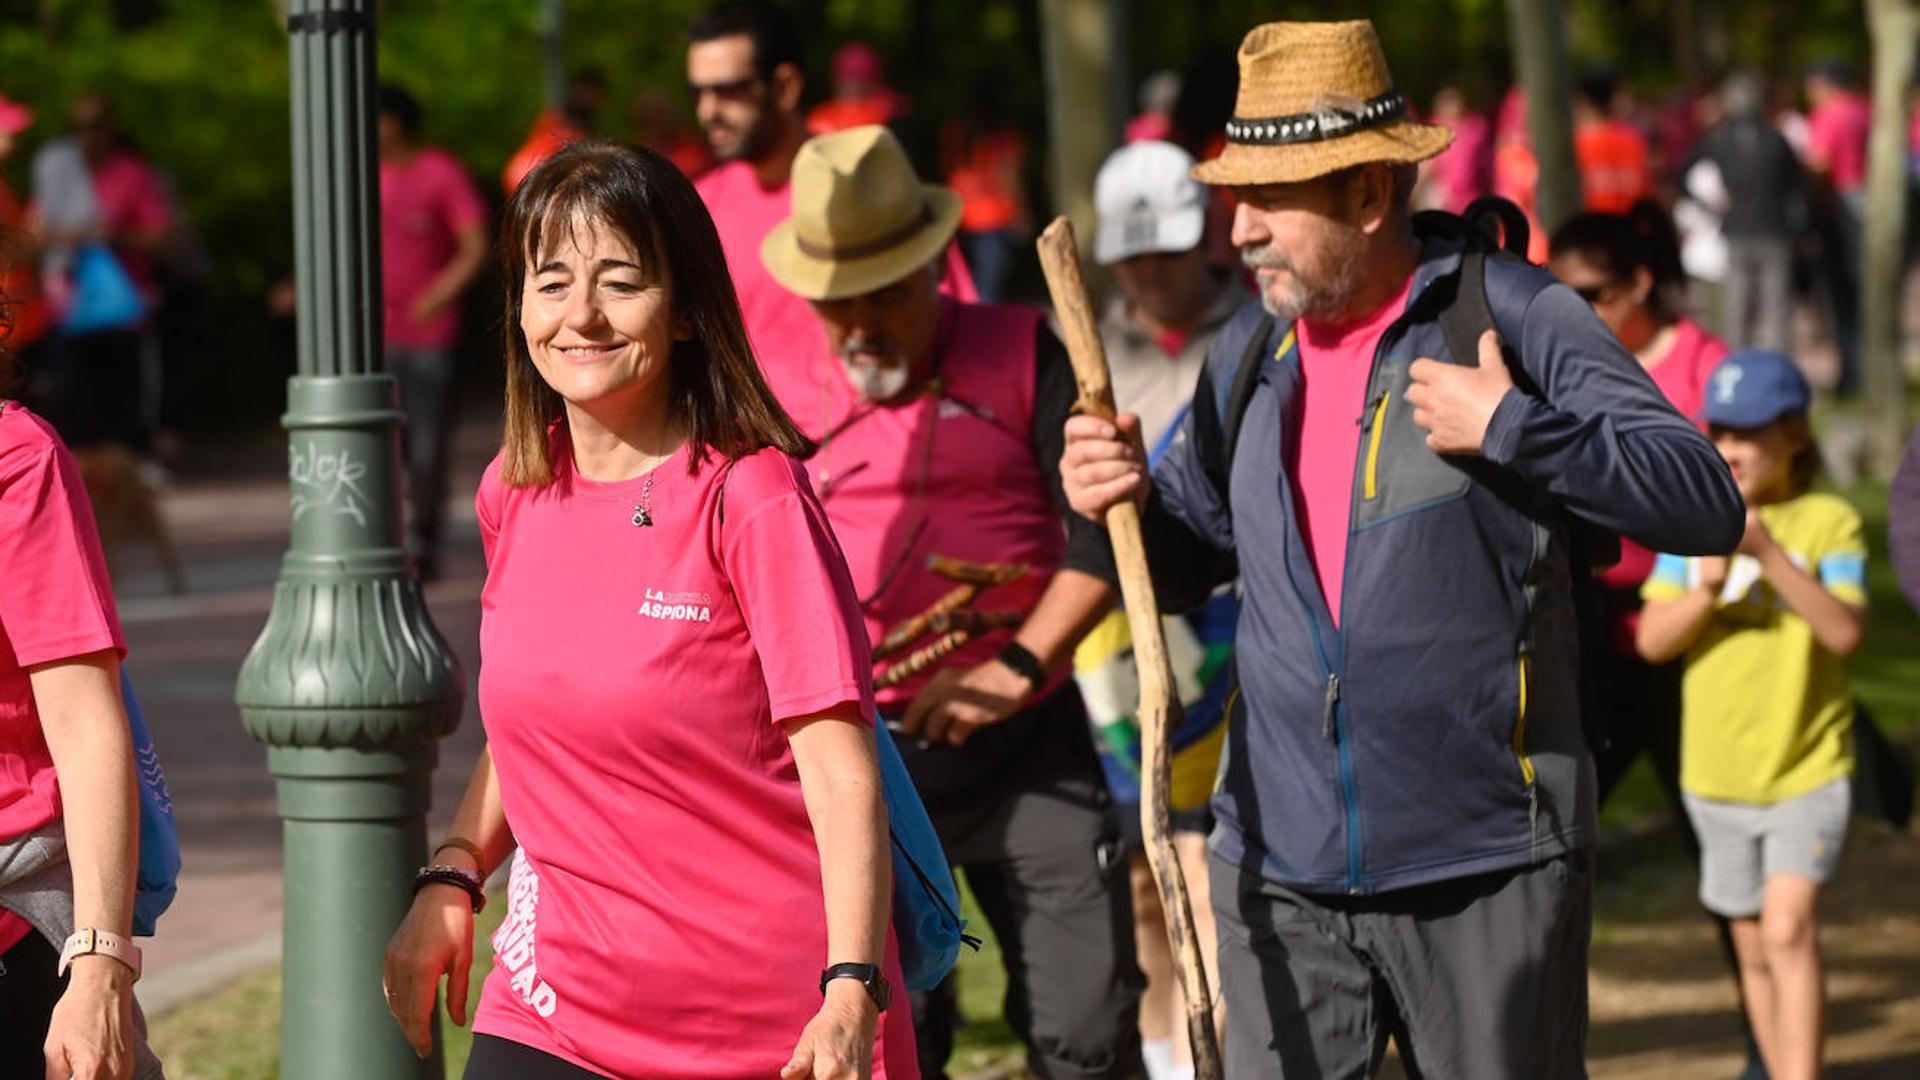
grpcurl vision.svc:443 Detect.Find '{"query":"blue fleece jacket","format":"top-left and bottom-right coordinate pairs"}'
top-left (1080, 233), bottom-right (1745, 896)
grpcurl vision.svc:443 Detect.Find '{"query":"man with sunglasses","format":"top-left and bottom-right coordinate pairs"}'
top-left (689, 2), bottom-right (974, 416)
top-left (764, 125), bottom-right (1142, 1080)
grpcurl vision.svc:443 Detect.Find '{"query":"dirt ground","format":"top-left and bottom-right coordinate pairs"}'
top-left (1366, 812), bottom-right (1920, 1080)
top-left (1582, 814), bottom-right (1920, 1080)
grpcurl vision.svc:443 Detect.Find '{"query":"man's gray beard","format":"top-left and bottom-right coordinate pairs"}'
top-left (843, 357), bottom-right (911, 402)
top-left (1247, 237), bottom-right (1366, 323)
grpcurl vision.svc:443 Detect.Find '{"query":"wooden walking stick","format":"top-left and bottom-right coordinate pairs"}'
top-left (1036, 217), bottom-right (1223, 1080)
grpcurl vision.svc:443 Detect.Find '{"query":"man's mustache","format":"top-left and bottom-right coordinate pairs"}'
top-left (1241, 245), bottom-right (1292, 273)
top-left (842, 336), bottom-right (904, 364)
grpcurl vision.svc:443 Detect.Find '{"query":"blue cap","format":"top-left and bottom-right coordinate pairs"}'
top-left (1703, 349), bottom-right (1810, 429)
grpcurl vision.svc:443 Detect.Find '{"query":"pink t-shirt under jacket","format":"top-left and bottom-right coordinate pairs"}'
top-left (1289, 275), bottom-right (1413, 625)
top-left (470, 441), bottom-right (915, 1079)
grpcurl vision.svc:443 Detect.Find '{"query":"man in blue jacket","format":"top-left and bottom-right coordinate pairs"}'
top-left (1059, 21), bottom-right (1744, 1079)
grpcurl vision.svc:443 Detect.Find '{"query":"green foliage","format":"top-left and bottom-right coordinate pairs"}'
top-left (0, 0), bottom-right (1881, 426)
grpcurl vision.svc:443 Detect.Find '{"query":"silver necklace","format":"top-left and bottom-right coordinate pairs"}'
top-left (631, 472), bottom-right (655, 527)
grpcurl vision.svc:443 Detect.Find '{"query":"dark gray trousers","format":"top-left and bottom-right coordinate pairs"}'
top-left (1212, 849), bottom-right (1592, 1080)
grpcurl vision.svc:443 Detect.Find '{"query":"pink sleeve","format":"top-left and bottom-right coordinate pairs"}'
top-left (437, 154), bottom-right (487, 234)
top-left (719, 452), bottom-right (876, 725)
top-left (476, 458), bottom-right (504, 567)
top-left (0, 439), bottom-right (125, 668)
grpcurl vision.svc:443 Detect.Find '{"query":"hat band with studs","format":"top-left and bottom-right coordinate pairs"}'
top-left (795, 202), bottom-right (934, 262)
top-left (1224, 90), bottom-right (1407, 147)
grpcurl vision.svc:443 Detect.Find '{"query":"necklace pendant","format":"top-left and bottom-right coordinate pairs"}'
top-left (632, 506), bottom-right (652, 527)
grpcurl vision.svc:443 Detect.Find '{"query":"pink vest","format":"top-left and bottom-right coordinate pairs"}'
top-left (807, 300), bottom-right (1059, 706)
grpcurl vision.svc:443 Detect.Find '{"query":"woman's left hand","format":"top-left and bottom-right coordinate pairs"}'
top-left (43, 959), bottom-right (136, 1080)
top-left (780, 986), bottom-right (877, 1080)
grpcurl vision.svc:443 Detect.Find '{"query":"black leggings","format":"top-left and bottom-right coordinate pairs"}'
top-left (0, 931), bottom-right (64, 1076)
top-left (464, 1034), bottom-right (605, 1079)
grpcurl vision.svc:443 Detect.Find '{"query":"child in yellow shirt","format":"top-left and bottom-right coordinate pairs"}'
top-left (1638, 350), bottom-right (1866, 1080)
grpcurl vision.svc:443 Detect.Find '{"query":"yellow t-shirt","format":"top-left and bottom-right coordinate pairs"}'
top-left (1642, 492), bottom-right (1867, 804)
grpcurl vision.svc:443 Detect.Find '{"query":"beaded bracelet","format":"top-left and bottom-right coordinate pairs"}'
top-left (414, 864), bottom-right (486, 914)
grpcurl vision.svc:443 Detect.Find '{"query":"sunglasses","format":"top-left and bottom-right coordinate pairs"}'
top-left (687, 77), bottom-right (762, 103)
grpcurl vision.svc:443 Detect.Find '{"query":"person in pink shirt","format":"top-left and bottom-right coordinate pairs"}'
top-left (377, 84), bottom-right (488, 580)
top-left (1419, 86), bottom-right (1491, 213)
top-left (0, 350), bottom-right (163, 1076)
top-left (29, 94), bottom-right (172, 451)
top-left (687, 2), bottom-right (974, 420)
top-left (1550, 203), bottom-right (1775, 1080)
top-left (1805, 60), bottom-right (1871, 395)
top-left (381, 140), bottom-right (912, 1080)
top-left (762, 126), bottom-right (1141, 1080)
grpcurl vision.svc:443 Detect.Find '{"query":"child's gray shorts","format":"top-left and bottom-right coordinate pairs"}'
top-left (1682, 778), bottom-right (1850, 918)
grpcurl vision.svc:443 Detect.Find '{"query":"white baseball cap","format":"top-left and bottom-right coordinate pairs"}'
top-left (1093, 140), bottom-right (1207, 266)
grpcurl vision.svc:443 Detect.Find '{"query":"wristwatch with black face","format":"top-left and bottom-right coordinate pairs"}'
top-left (820, 962), bottom-right (891, 1012)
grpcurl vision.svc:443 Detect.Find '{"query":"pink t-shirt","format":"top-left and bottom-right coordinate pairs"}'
top-left (379, 147), bottom-right (486, 350)
top-left (88, 151), bottom-right (171, 301)
top-left (802, 301), bottom-right (1061, 708)
top-left (696, 159), bottom-right (979, 423)
top-left (1289, 276), bottom-right (1413, 626)
top-left (0, 403), bottom-right (126, 950)
top-left (1808, 91), bottom-right (1871, 193)
top-left (470, 441), bottom-right (915, 1079)
top-left (1599, 319), bottom-right (1728, 603)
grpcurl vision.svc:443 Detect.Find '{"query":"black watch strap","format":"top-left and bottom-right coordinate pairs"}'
top-left (820, 962), bottom-right (891, 1012)
top-left (996, 640), bottom-right (1047, 690)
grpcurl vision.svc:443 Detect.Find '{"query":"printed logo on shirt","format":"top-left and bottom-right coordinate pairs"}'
top-left (638, 587), bottom-right (714, 623)
top-left (491, 852), bottom-right (559, 1018)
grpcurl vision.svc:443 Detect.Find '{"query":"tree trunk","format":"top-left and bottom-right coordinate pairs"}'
top-left (1863, 0), bottom-right (1918, 478)
top-left (1504, 0), bottom-right (1582, 235)
top-left (1038, 0), bottom-right (1123, 261)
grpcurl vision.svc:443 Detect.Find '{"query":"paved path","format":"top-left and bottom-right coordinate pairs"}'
top-left (112, 417), bottom-right (499, 1014)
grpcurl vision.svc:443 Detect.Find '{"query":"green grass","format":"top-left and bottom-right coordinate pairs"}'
top-left (148, 479), bottom-right (1920, 1077)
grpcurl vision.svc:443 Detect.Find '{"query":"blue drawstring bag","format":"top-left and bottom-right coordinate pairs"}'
top-left (875, 724), bottom-right (977, 990)
top-left (62, 244), bottom-right (146, 336)
top-left (121, 669), bottom-right (181, 936)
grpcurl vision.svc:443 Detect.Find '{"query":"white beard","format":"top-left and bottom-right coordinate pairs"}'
top-left (843, 359), bottom-right (912, 403)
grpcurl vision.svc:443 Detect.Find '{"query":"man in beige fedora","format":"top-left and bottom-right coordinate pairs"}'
top-left (763, 124), bottom-right (1143, 1080)
top-left (1061, 20), bottom-right (1743, 1079)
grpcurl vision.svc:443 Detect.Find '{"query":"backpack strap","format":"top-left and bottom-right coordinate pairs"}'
top-left (1219, 313), bottom-right (1277, 489)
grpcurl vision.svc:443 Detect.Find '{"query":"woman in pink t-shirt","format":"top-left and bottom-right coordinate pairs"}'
top-left (0, 343), bottom-right (158, 1075)
top-left (1548, 201), bottom-right (1729, 793)
top-left (382, 141), bottom-right (914, 1080)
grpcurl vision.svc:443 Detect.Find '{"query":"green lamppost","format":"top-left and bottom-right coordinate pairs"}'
top-left (236, 2), bottom-right (464, 1077)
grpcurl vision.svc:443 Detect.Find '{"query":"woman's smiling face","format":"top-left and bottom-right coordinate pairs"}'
top-left (519, 214), bottom-right (679, 413)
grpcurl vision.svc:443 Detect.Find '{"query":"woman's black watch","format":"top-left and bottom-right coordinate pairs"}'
top-left (820, 962), bottom-right (891, 1011)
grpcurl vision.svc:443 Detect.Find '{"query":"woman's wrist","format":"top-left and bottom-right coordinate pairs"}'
top-left (66, 953), bottom-right (138, 992)
top-left (822, 977), bottom-right (879, 1015)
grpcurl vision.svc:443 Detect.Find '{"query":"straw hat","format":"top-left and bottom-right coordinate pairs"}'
top-left (761, 125), bottom-right (963, 302)
top-left (1191, 20), bottom-right (1453, 188)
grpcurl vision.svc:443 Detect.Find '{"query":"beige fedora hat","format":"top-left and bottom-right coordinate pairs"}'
top-left (761, 125), bottom-right (963, 302)
top-left (1191, 20), bottom-right (1453, 188)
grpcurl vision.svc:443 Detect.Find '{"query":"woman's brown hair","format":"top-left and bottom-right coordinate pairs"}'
top-left (497, 139), bottom-right (813, 487)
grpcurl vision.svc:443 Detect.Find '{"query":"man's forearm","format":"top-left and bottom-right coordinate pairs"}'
top-left (1012, 568), bottom-right (1116, 675)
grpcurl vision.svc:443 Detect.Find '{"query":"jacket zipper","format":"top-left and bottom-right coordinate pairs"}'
top-left (1361, 392), bottom-right (1390, 500)
top-left (1326, 331), bottom-right (1399, 895)
top-left (1513, 644), bottom-right (1536, 786)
